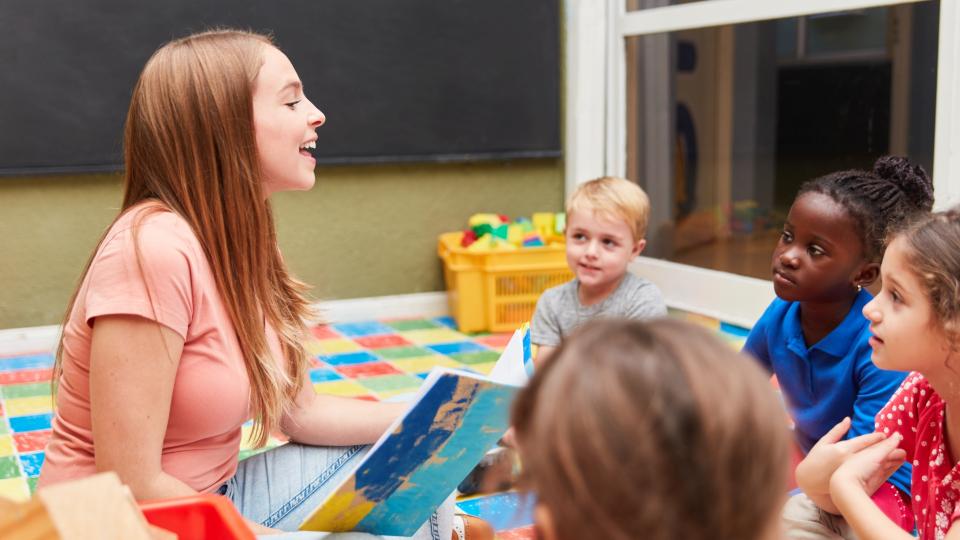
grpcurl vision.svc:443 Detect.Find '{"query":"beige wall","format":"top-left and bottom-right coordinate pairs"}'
top-left (0, 159), bottom-right (564, 328)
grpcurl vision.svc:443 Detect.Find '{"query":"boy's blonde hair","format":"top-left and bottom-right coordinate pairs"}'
top-left (567, 176), bottom-right (650, 240)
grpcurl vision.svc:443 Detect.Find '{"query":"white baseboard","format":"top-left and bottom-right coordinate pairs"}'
top-left (313, 291), bottom-right (450, 325)
top-left (0, 325), bottom-right (61, 357)
top-left (630, 257), bottom-right (772, 328)
top-left (0, 292), bottom-right (452, 357)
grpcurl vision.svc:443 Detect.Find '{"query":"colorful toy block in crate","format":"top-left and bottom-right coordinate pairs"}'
top-left (438, 213), bottom-right (573, 333)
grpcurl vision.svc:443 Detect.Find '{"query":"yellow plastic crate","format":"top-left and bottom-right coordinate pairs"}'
top-left (437, 232), bottom-right (573, 333)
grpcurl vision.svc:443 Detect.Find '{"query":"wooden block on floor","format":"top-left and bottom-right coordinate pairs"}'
top-left (0, 496), bottom-right (58, 540)
top-left (37, 472), bottom-right (155, 540)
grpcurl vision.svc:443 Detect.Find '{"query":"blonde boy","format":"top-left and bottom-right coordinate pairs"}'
top-left (531, 176), bottom-right (667, 364)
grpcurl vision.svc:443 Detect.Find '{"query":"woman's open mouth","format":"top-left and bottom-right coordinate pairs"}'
top-left (299, 140), bottom-right (317, 159)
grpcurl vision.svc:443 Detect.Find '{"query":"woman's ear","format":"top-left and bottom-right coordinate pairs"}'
top-left (855, 261), bottom-right (881, 288)
top-left (534, 504), bottom-right (558, 540)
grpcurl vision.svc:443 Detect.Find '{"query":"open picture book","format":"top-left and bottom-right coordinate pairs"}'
top-left (298, 325), bottom-right (532, 536)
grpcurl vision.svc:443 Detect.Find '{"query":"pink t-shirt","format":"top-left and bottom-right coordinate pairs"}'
top-left (39, 203), bottom-right (277, 492)
top-left (875, 372), bottom-right (960, 539)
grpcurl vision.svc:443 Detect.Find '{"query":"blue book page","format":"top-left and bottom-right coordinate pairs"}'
top-left (299, 368), bottom-right (518, 535)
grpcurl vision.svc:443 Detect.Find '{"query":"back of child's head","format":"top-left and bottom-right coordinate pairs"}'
top-left (797, 155), bottom-right (933, 261)
top-left (894, 208), bottom-right (960, 344)
top-left (567, 176), bottom-right (650, 240)
top-left (512, 318), bottom-right (790, 540)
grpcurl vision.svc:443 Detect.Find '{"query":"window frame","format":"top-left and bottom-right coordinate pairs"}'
top-left (565, 0), bottom-right (960, 326)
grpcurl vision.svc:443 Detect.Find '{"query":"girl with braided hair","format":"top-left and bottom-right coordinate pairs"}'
top-left (742, 156), bottom-right (934, 538)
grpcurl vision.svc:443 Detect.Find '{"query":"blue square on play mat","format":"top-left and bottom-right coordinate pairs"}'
top-left (426, 342), bottom-right (488, 355)
top-left (9, 414), bottom-right (52, 433)
top-left (309, 368), bottom-right (343, 383)
top-left (0, 354), bottom-right (54, 372)
top-left (323, 351), bottom-right (380, 366)
top-left (432, 316), bottom-right (458, 329)
top-left (19, 452), bottom-right (45, 477)
top-left (456, 492), bottom-right (534, 531)
top-left (720, 321), bottom-right (751, 337)
top-left (331, 322), bottom-right (394, 337)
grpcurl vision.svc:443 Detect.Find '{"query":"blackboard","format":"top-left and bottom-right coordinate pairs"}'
top-left (0, 0), bottom-right (560, 176)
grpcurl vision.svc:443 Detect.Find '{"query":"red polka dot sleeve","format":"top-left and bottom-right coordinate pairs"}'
top-left (874, 372), bottom-right (925, 460)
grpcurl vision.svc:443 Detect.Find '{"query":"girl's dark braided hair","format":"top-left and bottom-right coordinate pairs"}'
top-left (798, 155), bottom-right (934, 261)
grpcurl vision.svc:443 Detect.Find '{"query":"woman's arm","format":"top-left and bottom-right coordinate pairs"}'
top-left (89, 314), bottom-right (196, 500)
top-left (280, 376), bottom-right (407, 446)
top-left (89, 315), bottom-right (277, 535)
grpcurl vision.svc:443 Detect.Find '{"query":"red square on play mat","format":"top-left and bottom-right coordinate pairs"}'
top-left (335, 362), bottom-right (402, 378)
top-left (14, 430), bottom-right (51, 453)
top-left (310, 325), bottom-right (341, 339)
top-left (0, 369), bottom-right (51, 385)
top-left (353, 335), bottom-right (412, 349)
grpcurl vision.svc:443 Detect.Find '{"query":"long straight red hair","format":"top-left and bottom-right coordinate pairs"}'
top-left (54, 29), bottom-right (312, 447)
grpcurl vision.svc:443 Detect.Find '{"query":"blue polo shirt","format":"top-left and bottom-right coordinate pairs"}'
top-left (743, 289), bottom-right (911, 493)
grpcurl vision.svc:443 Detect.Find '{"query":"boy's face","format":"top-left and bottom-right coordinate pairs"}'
top-left (565, 211), bottom-right (644, 295)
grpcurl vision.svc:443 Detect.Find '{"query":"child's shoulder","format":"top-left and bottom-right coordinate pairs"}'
top-left (617, 273), bottom-right (664, 302)
top-left (546, 278), bottom-right (578, 296)
top-left (537, 279), bottom-right (579, 306)
top-left (609, 274), bottom-right (667, 318)
top-left (616, 272), bottom-right (662, 297)
top-left (891, 372), bottom-right (935, 402)
top-left (754, 296), bottom-right (795, 326)
top-left (878, 372), bottom-right (938, 428)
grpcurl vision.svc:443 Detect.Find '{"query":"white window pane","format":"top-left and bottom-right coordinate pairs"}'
top-left (625, 1), bottom-right (938, 280)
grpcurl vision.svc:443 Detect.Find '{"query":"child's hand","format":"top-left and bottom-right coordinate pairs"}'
top-left (501, 426), bottom-right (517, 448)
top-left (830, 432), bottom-right (906, 499)
top-left (796, 417), bottom-right (887, 497)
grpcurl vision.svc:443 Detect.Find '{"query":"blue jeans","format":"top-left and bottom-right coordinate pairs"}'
top-left (224, 442), bottom-right (453, 539)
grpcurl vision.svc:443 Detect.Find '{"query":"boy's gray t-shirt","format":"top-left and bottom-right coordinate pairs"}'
top-left (530, 272), bottom-right (667, 347)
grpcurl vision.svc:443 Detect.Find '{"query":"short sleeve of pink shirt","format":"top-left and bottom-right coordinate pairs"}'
top-left (39, 204), bottom-right (255, 493)
top-left (84, 207), bottom-right (194, 337)
top-left (875, 372), bottom-right (960, 539)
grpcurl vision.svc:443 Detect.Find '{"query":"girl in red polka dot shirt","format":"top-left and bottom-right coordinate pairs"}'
top-left (825, 209), bottom-right (960, 540)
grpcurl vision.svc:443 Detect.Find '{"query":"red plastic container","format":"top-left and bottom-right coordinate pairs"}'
top-left (140, 493), bottom-right (255, 540)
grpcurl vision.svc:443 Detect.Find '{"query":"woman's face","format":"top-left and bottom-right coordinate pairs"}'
top-left (252, 46), bottom-right (325, 197)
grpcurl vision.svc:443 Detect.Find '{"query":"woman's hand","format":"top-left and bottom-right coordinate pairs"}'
top-left (830, 432), bottom-right (906, 500)
top-left (796, 417), bottom-right (887, 497)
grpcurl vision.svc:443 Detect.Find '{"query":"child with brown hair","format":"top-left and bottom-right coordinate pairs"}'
top-left (512, 318), bottom-right (791, 540)
top-left (816, 208), bottom-right (960, 540)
